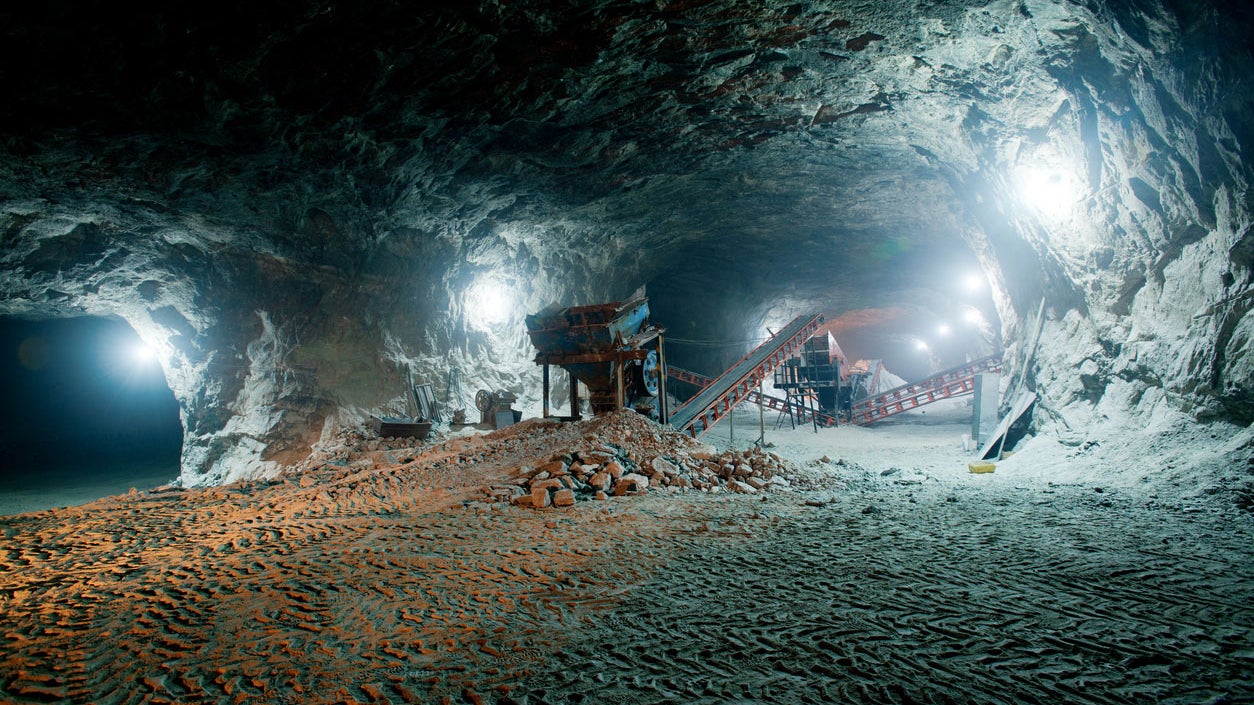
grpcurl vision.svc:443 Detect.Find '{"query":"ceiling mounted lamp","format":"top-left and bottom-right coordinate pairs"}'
top-left (1016, 164), bottom-right (1080, 219)
top-left (131, 342), bottom-right (158, 365)
top-left (109, 332), bottom-right (168, 388)
top-left (466, 277), bottom-right (513, 329)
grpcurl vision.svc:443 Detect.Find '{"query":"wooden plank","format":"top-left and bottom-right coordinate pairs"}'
top-left (413, 383), bottom-right (440, 422)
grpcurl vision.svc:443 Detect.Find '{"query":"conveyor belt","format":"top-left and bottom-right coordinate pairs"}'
top-left (849, 354), bottom-right (1002, 425)
top-left (669, 314), bottom-right (824, 438)
top-left (667, 366), bottom-right (838, 427)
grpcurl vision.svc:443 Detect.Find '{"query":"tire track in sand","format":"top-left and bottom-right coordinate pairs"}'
top-left (518, 484), bottom-right (1254, 704)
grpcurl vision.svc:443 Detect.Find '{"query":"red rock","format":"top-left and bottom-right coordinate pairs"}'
top-left (530, 478), bottom-right (562, 492)
top-left (613, 473), bottom-right (649, 496)
top-left (690, 443), bottom-right (717, 460)
top-left (530, 486), bottom-right (552, 508)
top-left (651, 456), bottom-right (679, 477)
top-left (552, 488), bottom-right (575, 507)
top-left (537, 460), bottom-right (567, 476)
top-left (581, 450), bottom-right (615, 465)
top-left (588, 471), bottom-right (612, 493)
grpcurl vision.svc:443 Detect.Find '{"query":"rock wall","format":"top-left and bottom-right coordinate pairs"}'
top-left (963, 1), bottom-right (1254, 439)
top-left (0, 195), bottom-right (635, 484)
top-left (1, 0), bottom-right (1250, 484)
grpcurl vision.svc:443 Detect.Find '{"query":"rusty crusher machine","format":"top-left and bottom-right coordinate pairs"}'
top-left (524, 287), bottom-right (669, 423)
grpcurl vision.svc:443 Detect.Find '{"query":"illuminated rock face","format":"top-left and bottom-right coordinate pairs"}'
top-left (0, 1), bottom-right (1250, 484)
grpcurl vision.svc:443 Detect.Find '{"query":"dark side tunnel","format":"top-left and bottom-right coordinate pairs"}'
top-left (0, 316), bottom-right (181, 514)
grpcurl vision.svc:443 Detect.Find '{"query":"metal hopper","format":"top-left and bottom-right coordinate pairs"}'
top-left (524, 286), bottom-right (668, 422)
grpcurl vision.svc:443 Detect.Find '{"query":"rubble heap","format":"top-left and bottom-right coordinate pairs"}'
top-left (480, 410), bottom-right (794, 508)
top-left (270, 409), bottom-right (795, 514)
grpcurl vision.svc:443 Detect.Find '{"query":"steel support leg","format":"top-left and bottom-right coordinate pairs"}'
top-left (542, 364), bottom-right (550, 419)
top-left (658, 333), bottom-right (669, 425)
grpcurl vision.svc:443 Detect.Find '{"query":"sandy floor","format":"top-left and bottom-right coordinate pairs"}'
top-left (1, 403), bottom-right (1250, 704)
top-left (0, 461), bottom-right (178, 516)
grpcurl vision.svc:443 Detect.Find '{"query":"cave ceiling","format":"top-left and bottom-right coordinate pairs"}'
top-left (2, 1), bottom-right (1011, 323)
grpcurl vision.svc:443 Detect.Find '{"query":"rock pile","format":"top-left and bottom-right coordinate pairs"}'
top-left (480, 410), bottom-right (794, 508)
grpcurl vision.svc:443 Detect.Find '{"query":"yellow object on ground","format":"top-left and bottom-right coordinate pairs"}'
top-left (968, 461), bottom-right (996, 474)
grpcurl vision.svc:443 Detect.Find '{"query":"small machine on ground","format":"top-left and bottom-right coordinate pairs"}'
top-left (475, 389), bottom-right (521, 428)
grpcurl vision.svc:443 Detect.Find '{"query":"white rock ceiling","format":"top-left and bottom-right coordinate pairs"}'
top-left (0, 0), bottom-right (1250, 484)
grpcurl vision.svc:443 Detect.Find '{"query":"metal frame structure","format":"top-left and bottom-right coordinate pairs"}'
top-left (668, 365), bottom-right (838, 427)
top-left (526, 288), bottom-right (669, 423)
top-left (848, 354), bottom-right (1003, 425)
top-left (669, 314), bottom-right (824, 438)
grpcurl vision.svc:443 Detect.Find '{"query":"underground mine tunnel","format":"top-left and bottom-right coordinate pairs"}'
top-left (0, 1), bottom-right (1251, 703)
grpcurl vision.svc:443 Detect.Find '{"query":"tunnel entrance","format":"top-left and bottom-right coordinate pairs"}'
top-left (0, 315), bottom-right (182, 515)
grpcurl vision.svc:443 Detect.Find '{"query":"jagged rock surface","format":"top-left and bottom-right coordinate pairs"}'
top-left (0, 0), bottom-right (1250, 483)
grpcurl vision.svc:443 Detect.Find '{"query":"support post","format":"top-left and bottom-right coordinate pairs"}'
top-left (809, 391), bottom-right (819, 433)
top-left (542, 364), bottom-right (550, 419)
top-left (570, 375), bottom-right (580, 421)
top-left (657, 333), bottom-right (669, 425)
top-left (757, 375), bottom-right (765, 447)
top-left (614, 357), bottom-right (625, 411)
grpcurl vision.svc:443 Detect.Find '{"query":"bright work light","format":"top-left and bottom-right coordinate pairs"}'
top-left (1016, 165), bottom-right (1078, 217)
top-left (131, 342), bottom-right (157, 365)
top-left (467, 279), bottom-right (512, 328)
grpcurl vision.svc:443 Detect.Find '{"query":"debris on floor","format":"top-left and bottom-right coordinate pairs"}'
top-left (478, 410), bottom-right (794, 508)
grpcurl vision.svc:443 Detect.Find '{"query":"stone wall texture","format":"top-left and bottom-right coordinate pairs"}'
top-left (1, 0), bottom-right (1250, 484)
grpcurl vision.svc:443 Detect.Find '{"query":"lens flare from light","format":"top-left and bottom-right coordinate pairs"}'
top-left (937, 323), bottom-right (950, 337)
top-left (915, 339), bottom-right (930, 353)
top-left (132, 342), bottom-right (157, 365)
top-left (963, 308), bottom-right (985, 326)
top-left (467, 279), bottom-right (512, 328)
top-left (1017, 166), bottom-right (1078, 217)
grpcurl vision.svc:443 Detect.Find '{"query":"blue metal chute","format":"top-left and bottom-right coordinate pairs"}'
top-left (525, 287), bottom-right (667, 420)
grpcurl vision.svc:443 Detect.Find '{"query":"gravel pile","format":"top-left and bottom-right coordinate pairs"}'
top-left (476, 410), bottom-right (796, 508)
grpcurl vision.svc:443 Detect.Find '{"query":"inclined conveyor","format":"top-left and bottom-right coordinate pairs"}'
top-left (848, 353), bottom-right (1002, 425)
top-left (667, 365), bottom-right (838, 428)
top-left (669, 314), bottom-right (824, 438)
